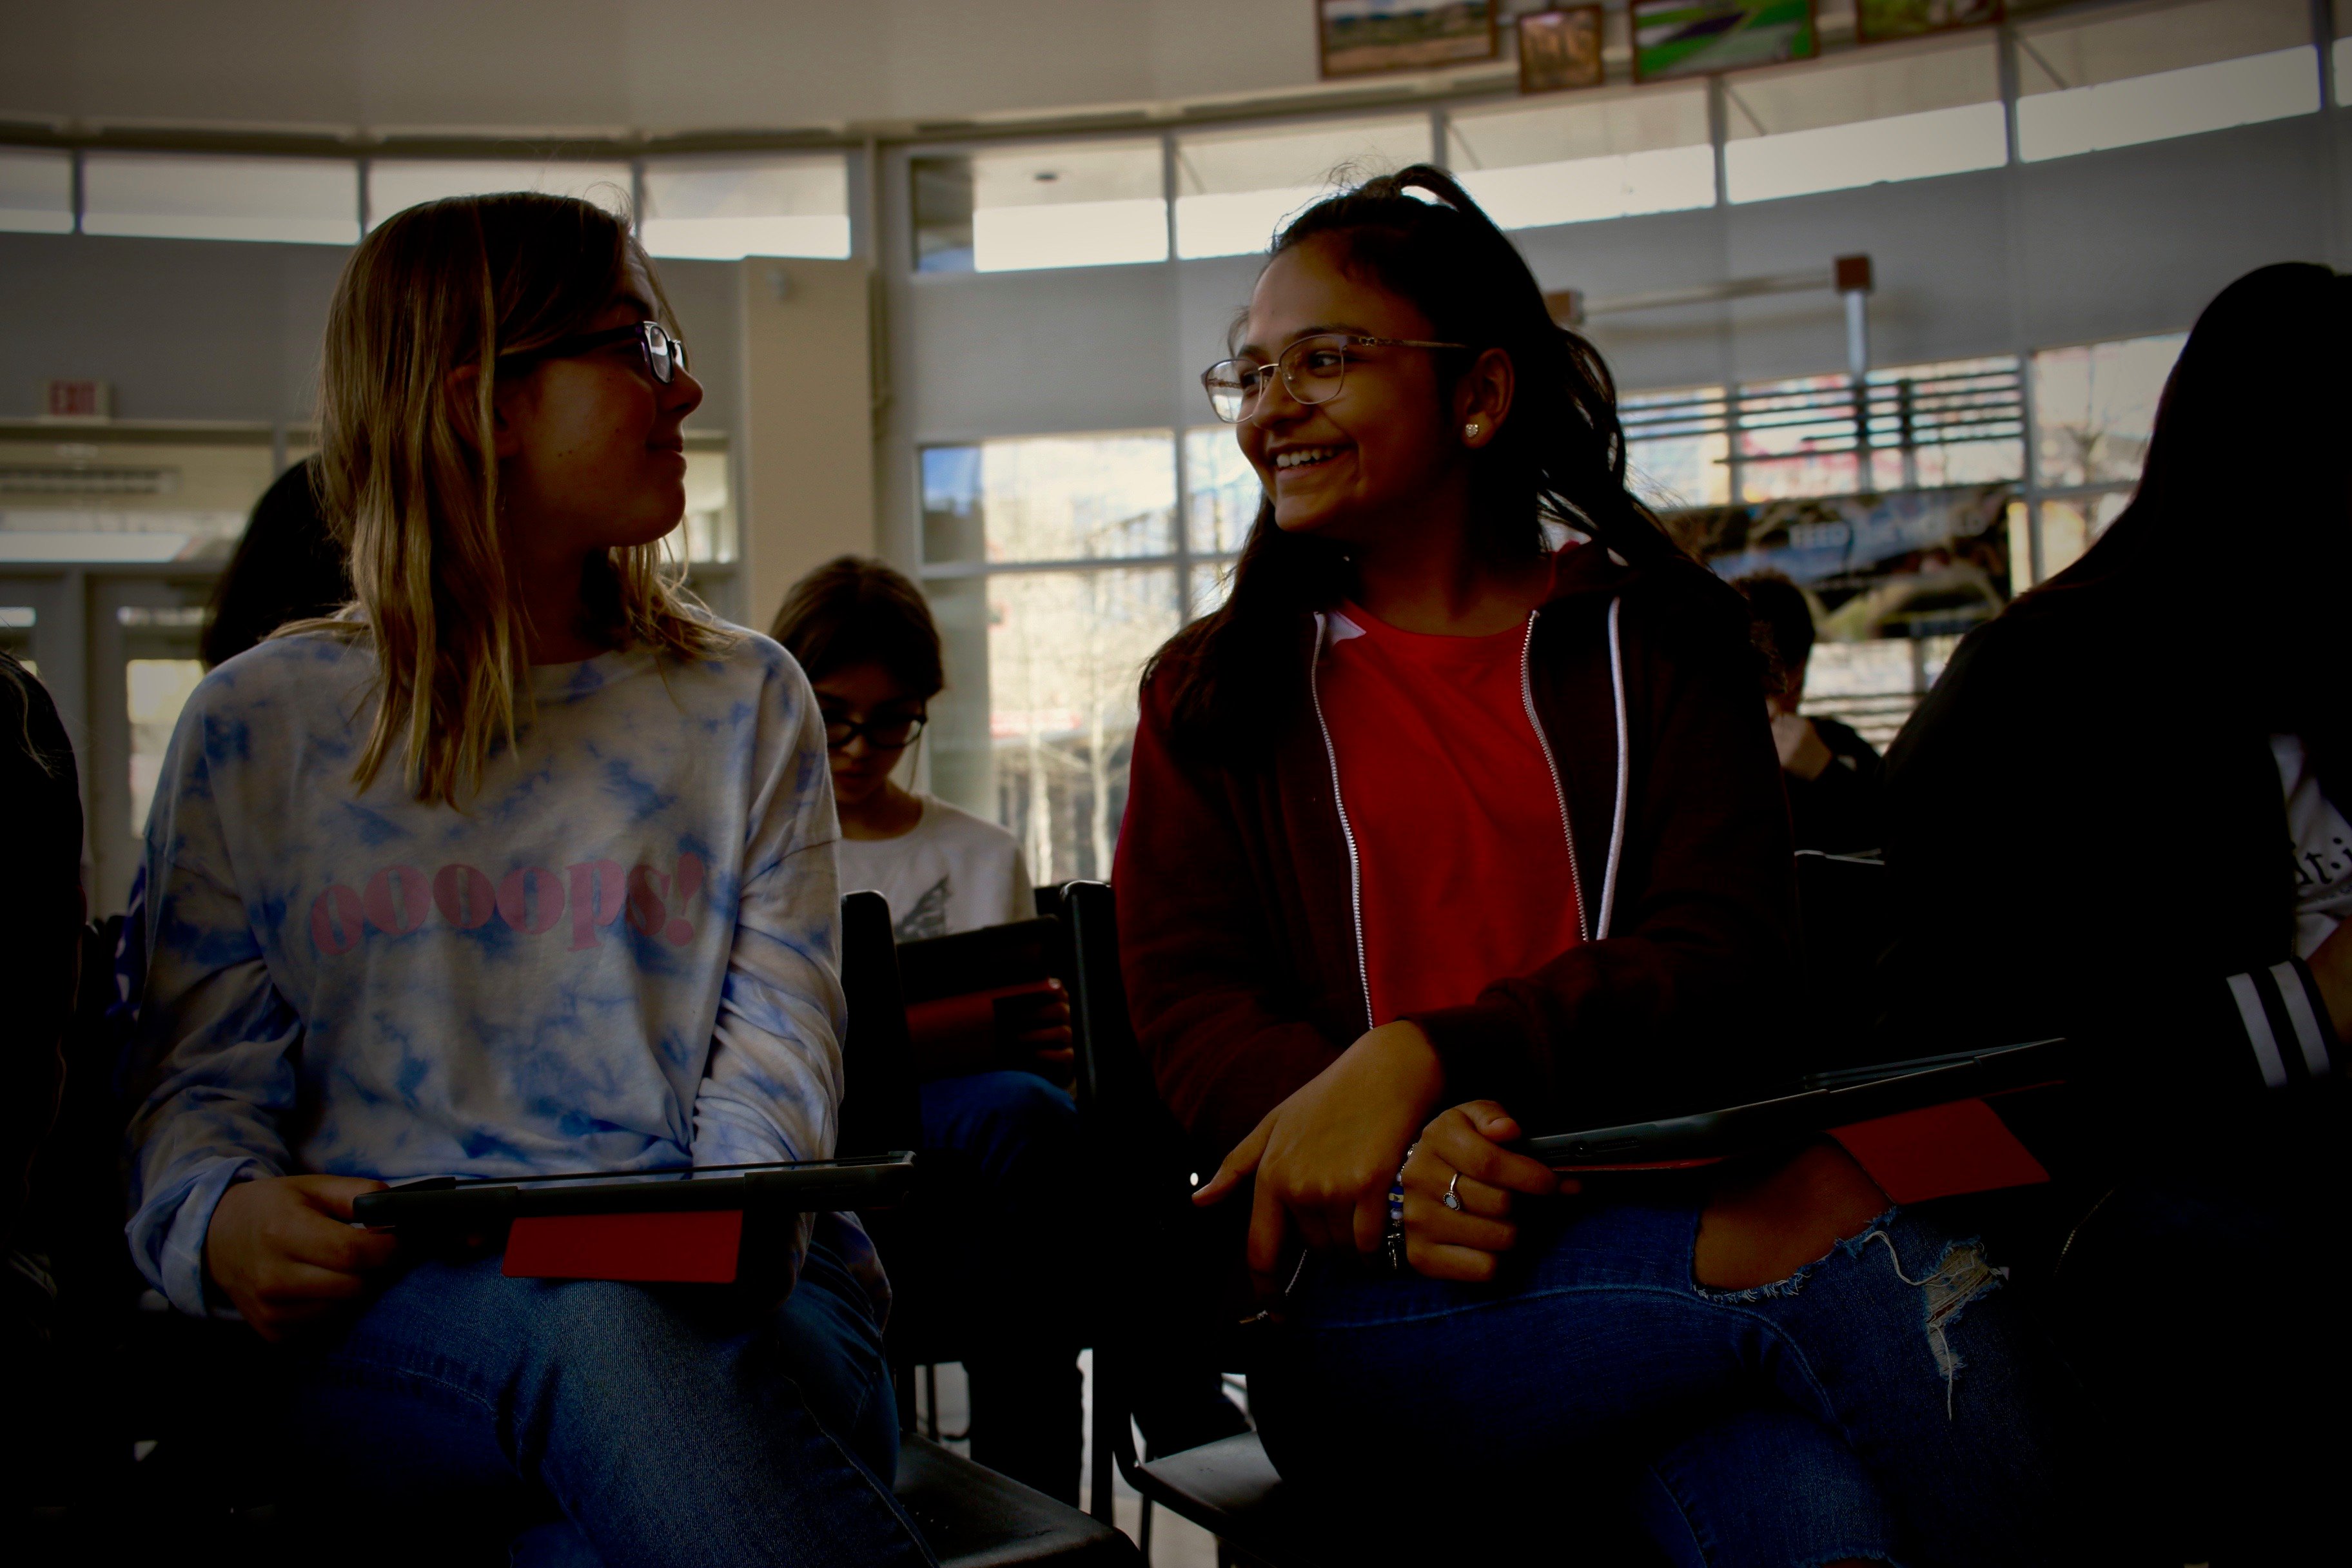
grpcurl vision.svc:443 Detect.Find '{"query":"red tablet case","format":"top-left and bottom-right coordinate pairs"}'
top-left (503, 1209), bottom-right (745, 1283)
top-left (1828, 1097), bottom-right (2050, 1204)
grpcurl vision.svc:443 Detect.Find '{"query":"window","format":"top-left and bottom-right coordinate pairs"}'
top-left (2028, 331), bottom-right (2184, 578)
top-left (918, 433), bottom-right (1187, 883)
top-left (1623, 386), bottom-right (1732, 509)
top-left (642, 155), bottom-right (850, 260)
top-left (0, 431), bottom-right (274, 563)
top-left (2015, 0), bottom-right (2320, 162)
top-left (1447, 85), bottom-right (1714, 230)
top-left (0, 149), bottom-right (72, 235)
top-left (910, 141), bottom-right (1166, 274)
top-left (82, 153), bottom-right (358, 245)
top-left (1723, 37), bottom-right (2006, 204)
top-left (126, 636), bottom-right (206, 837)
top-left (652, 438), bottom-right (739, 568)
top-left (1173, 115), bottom-right (1431, 259)
top-left (366, 160), bottom-right (631, 228)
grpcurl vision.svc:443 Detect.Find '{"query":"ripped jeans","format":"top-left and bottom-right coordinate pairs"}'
top-left (1251, 1198), bottom-right (2070, 1568)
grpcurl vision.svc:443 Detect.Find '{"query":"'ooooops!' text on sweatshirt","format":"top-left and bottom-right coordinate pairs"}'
top-left (124, 629), bottom-right (858, 1317)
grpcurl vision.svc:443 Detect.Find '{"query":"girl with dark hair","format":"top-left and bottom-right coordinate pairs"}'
top-left (1117, 166), bottom-right (2070, 1565)
top-left (1883, 262), bottom-right (2349, 1561)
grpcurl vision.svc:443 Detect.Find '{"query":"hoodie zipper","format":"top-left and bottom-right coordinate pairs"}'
top-left (1520, 610), bottom-right (1589, 943)
top-left (1308, 614), bottom-right (1375, 1034)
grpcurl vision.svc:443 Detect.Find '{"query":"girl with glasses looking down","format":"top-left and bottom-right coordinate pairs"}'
top-left (121, 195), bottom-right (930, 1565)
top-left (1116, 166), bottom-right (2079, 1565)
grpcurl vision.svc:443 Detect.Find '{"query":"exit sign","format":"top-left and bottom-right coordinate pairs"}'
top-left (41, 379), bottom-right (112, 421)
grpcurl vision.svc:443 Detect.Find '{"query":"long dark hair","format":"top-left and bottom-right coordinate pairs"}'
top-left (2035, 262), bottom-right (2349, 781)
top-left (203, 457), bottom-right (350, 669)
top-left (1153, 164), bottom-right (1676, 761)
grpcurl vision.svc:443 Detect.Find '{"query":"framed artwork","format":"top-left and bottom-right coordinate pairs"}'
top-left (1856, 0), bottom-right (2002, 45)
top-left (1518, 6), bottom-right (1605, 94)
top-left (1631, 0), bottom-right (1818, 83)
top-left (1317, 0), bottom-right (1500, 80)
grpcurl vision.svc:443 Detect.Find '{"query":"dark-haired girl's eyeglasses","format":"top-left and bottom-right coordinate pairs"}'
top-left (825, 710), bottom-right (927, 752)
top-left (1201, 333), bottom-right (1465, 424)
top-left (501, 320), bottom-right (689, 385)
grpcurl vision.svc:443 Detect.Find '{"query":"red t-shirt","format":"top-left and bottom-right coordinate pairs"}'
top-left (1317, 600), bottom-right (1583, 1024)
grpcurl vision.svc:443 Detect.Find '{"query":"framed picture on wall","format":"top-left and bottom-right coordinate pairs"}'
top-left (1631, 0), bottom-right (1818, 84)
top-left (1317, 0), bottom-right (1500, 80)
top-left (1518, 6), bottom-right (1605, 94)
top-left (1856, 0), bottom-right (2001, 45)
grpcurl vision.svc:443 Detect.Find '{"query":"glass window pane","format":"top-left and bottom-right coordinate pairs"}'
top-left (0, 434), bottom-right (273, 563)
top-left (642, 155), bottom-right (849, 260)
top-left (654, 446), bottom-right (737, 567)
top-left (1724, 39), bottom-right (2006, 202)
top-left (128, 656), bottom-right (206, 836)
top-left (1174, 115), bottom-right (1431, 259)
top-left (2035, 490), bottom-right (2132, 581)
top-left (1183, 427), bottom-right (1262, 557)
top-left (368, 160), bottom-right (632, 227)
top-left (2016, 0), bottom-right (2319, 160)
top-left (1622, 386), bottom-right (1732, 509)
top-left (2031, 333), bottom-right (2185, 488)
top-left (1736, 375), bottom-right (1866, 501)
top-left (0, 149), bottom-right (73, 235)
top-left (973, 140), bottom-right (1166, 272)
top-left (1189, 558), bottom-right (1239, 621)
top-left (992, 567), bottom-right (1179, 885)
top-left (1449, 85), bottom-right (1714, 228)
top-left (919, 433), bottom-right (1176, 567)
top-left (1862, 355), bottom-right (2025, 491)
top-left (83, 154), bottom-right (357, 245)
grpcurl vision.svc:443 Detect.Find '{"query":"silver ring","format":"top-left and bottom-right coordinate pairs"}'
top-left (1443, 1171), bottom-right (1464, 1211)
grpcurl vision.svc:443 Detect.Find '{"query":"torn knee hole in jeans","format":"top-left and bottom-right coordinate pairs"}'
top-left (1854, 1230), bottom-right (2007, 1417)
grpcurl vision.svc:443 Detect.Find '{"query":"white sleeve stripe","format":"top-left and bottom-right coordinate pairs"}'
top-left (2271, 961), bottom-right (2333, 1079)
top-left (2226, 972), bottom-right (2289, 1089)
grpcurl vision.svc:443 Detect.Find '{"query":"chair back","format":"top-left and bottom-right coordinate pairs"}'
top-left (1063, 881), bottom-right (1255, 1518)
top-left (837, 889), bottom-right (923, 1160)
top-left (1794, 849), bottom-right (1891, 1075)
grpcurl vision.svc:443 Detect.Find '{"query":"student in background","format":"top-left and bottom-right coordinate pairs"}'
top-left (1120, 166), bottom-right (2077, 1565)
top-left (201, 456), bottom-right (349, 670)
top-left (772, 556), bottom-right (1084, 1500)
top-left (0, 652), bottom-right (83, 1502)
top-left (1735, 571), bottom-right (1881, 853)
top-left (1882, 261), bottom-right (2348, 1563)
top-left (123, 194), bottom-right (928, 1565)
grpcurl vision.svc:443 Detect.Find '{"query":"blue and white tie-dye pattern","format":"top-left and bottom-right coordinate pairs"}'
top-left (124, 628), bottom-right (862, 1318)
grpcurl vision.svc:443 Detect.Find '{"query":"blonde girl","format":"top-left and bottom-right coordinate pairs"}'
top-left (123, 195), bottom-right (930, 1567)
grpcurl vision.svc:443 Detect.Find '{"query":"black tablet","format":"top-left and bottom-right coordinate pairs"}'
top-left (1520, 1040), bottom-right (2066, 1168)
top-left (351, 1151), bottom-right (921, 1234)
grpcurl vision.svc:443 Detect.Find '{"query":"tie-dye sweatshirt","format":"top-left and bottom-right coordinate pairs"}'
top-left (124, 627), bottom-right (850, 1317)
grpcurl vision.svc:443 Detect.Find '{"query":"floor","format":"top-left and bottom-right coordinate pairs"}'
top-left (913, 1352), bottom-right (1222, 1568)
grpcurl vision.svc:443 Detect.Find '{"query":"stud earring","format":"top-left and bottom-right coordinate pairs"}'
top-left (1464, 422), bottom-right (1480, 440)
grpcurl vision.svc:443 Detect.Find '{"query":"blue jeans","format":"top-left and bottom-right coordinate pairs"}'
top-left (1253, 1198), bottom-right (2069, 1568)
top-left (279, 1228), bottom-right (934, 1567)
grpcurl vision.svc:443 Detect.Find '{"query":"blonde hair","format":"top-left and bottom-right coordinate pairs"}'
top-left (306, 192), bottom-right (734, 806)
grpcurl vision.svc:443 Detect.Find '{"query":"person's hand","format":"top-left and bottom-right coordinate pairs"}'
top-left (995, 980), bottom-right (1073, 1079)
top-left (1192, 1021), bottom-right (1445, 1291)
top-left (2309, 917), bottom-right (2352, 1050)
top-left (1770, 710), bottom-right (1834, 781)
top-left (1401, 1102), bottom-right (1569, 1282)
top-left (204, 1174), bottom-right (398, 1341)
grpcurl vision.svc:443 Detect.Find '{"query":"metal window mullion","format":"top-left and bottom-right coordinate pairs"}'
top-left (1707, 76), bottom-right (1730, 207)
top-left (630, 159), bottom-right (646, 235)
top-left (1997, 20), bottom-right (2024, 167)
top-left (70, 147), bottom-right (84, 235)
top-left (1172, 430), bottom-right (1194, 623)
top-left (1161, 130), bottom-right (1181, 264)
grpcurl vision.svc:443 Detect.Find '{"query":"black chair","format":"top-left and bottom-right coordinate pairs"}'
top-left (837, 890), bottom-right (1137, 1567)
top-left (1062, 879), bottom-right (1369, 1567)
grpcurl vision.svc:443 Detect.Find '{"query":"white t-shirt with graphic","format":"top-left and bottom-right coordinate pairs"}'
top-left (2275, 735), bottom-right (2352, 958)
top-left (836, 794), bottom-right (1032, 941)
